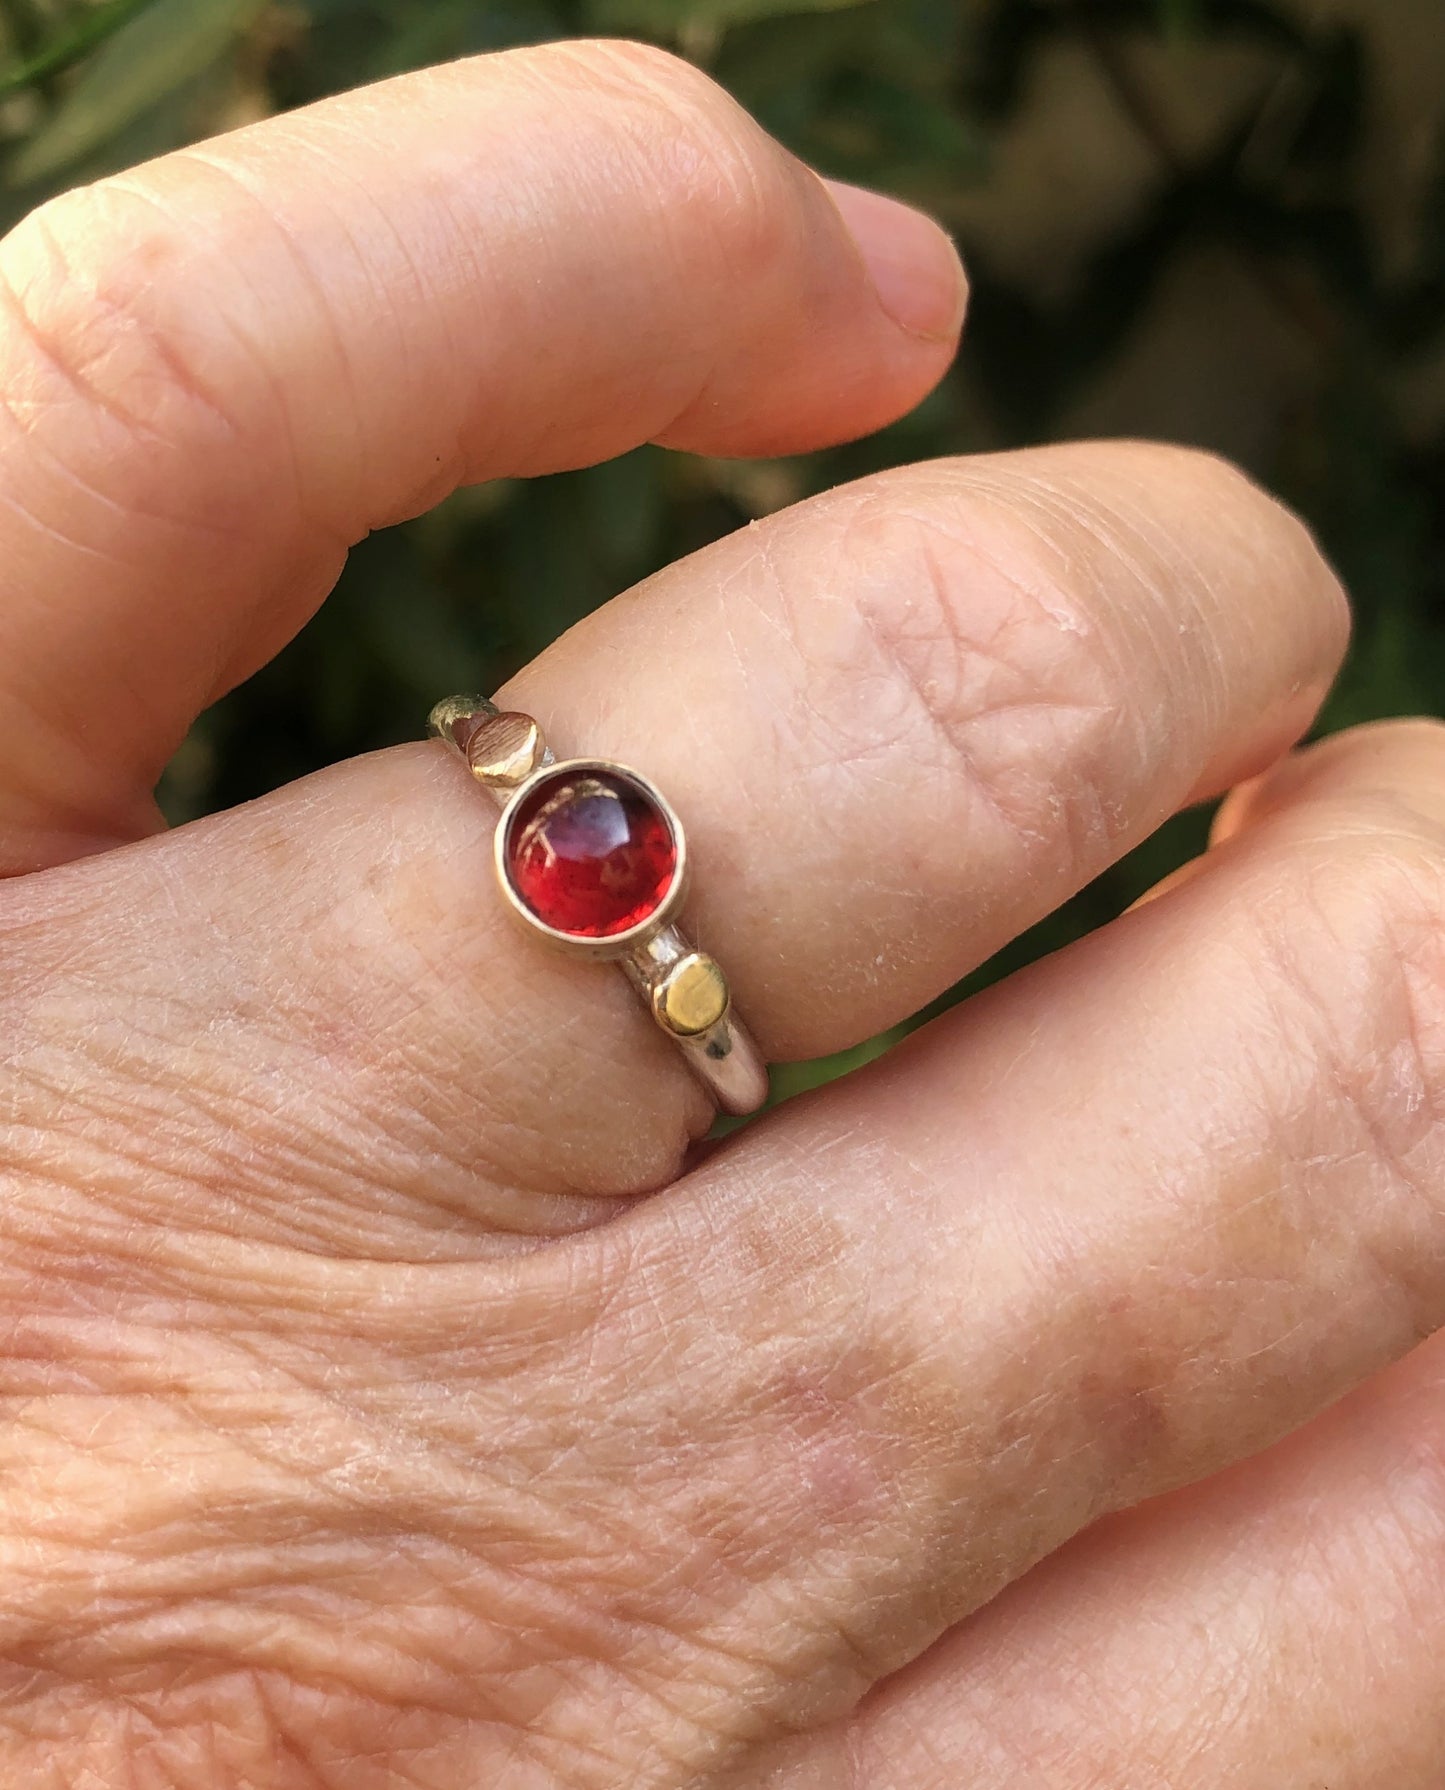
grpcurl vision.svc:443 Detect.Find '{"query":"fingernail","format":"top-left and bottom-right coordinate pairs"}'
top-left (823, 178), bottom-right (966, 343)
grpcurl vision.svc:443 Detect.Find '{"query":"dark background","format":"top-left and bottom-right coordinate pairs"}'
top-left (3, 0), bottom-right (1442, 1097)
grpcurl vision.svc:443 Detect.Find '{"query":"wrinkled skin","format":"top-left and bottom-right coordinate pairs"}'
top-left (1, 38), bottom-right (1444, 1790)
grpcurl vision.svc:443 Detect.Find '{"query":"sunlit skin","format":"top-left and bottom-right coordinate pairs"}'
top-left (1, 37), bottom-right (1444, 1789)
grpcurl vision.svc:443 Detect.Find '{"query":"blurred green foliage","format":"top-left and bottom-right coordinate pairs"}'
top-left (1, 0), bottom-right (1442, 1097)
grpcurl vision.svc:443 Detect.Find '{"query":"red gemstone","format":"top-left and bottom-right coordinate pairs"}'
top-left (504, 767), bottom-right (677, 938)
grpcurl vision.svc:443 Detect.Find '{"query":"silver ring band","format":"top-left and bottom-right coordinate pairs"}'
top-left (428, 696), bottom-right (769, 1117)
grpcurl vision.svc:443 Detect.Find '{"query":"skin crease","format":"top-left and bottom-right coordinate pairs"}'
top-left (1, 37), bottom-right (1445, 1790)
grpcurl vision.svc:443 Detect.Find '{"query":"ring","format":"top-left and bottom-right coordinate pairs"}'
top-left (428, 696), bottom-right (770, 1117)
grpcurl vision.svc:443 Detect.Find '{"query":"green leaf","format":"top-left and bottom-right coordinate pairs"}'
top-left (0, 0), bottom-right (157, 99)
top-left (7, 0), bottom-right (263, 186)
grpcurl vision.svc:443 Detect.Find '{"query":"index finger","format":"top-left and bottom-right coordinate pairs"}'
top-left (0, 40), bottom-right (963, 873)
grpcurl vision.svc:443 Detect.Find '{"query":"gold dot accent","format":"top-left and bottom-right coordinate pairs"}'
top-left (466, 711), bottom-right (545, 791)
top-left (653, 952), bottom-right (729, 1037)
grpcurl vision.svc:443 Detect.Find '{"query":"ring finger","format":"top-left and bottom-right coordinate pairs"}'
top-left (2, 437), bottom-right (1346, 1249)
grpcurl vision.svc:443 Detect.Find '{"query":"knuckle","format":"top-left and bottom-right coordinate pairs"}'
top-left (549, 38), bottom-right (800, 283)
top-left (559, 35), bottom-right (748, 145)
top-left (790, 474), bottom-right (1129, 872)
top-left (0, 174), bottom-right (325, 558)
top-left (0, 182), bottom-right (244, 454)
top-left (555, 34), bottom-right (717, 99)
top-left (1252, 821), bottom-right (1445, 1281)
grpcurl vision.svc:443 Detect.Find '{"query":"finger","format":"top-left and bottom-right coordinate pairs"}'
top-left (778, 1332), bottom-right (1445, 1789)
top-left (1136, 717), bottom-right (1443, 900)
top-left (0, 40), bottom-right (962, 871)
top-left (1, 444), bottom-right (1345, 1248)
top-left (1208, 715), bottom-right (1445, 845)
top-left (575, 717), bottom-right (1445, 1755)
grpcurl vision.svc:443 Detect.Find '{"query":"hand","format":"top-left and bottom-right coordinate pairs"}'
top-left (1, 39), bottom-right (1441, 1788)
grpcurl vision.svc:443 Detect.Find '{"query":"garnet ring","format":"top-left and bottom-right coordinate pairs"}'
top-left (428, 696), bottom-right (769, 1117)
